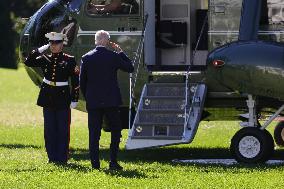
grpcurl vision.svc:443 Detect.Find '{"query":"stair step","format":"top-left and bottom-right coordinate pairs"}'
top-left (131, 136), bottom-right (183, 140)
top-left (147, 83), bottom-right (185, 87)
top-left (132, 123), bottom-right (184, 138)
top-left (134, 122), bottom-right (184, 127)
top-left (126, 83), bottom-right (207, 150)
top-left (147, 83), bottom-right (185, 96)
top-left (143, 96), bottom-right (185, 99)
top-left (142, 96), bottom-right (186, 110)
top-left (138, 109), bottom-right (185, 124)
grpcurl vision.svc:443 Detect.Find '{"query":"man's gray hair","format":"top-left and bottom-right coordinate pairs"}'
top-left (95, 30), bottom-right (110, 45)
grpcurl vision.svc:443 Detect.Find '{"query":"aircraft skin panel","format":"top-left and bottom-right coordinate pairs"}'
top-left (209, 0), bottom-right (243, 32)
top-left (207, 40), bottom-right (284, 100)
top-left (19, 0), bottom-right (284, 122)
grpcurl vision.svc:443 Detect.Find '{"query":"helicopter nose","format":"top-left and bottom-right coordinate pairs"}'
top-left (207, 48), bottom-right (227, 70)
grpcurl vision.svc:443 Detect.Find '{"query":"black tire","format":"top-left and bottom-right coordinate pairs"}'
top-left (230, 127), bottom-right (274, 163)
top-left (274, 122), bottom-right (284, 146)
top-left (263, 129), bottom-right (275, 158)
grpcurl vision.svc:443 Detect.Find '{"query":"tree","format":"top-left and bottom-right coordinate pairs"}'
top-left (0, 0), bottom-right (45, 69)
top-left (0, 0), bottom-right (16, 69)
top-left (11, 0), bottom-right (45, 18)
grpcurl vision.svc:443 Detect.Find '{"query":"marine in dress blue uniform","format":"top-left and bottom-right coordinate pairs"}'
top-left (80, 30), bottom-right (134, 170)
top-left (24, 32), bottom-right (80, 164)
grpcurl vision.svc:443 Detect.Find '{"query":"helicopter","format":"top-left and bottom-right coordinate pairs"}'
top-left (19, 0), bottom-right (284, 163)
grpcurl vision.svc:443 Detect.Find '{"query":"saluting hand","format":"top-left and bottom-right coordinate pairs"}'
top-left (110, 41), bottom-right (122, 53)
top-left (38, 44), bottom-right (50, 53)
top-left (70, 101), bottom-right (78, 109)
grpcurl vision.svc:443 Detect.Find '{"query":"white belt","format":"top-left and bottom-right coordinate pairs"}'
top-left (43, 78), bottom-right (68, 86)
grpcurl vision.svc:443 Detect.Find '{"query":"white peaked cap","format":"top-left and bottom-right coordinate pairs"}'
top-left (45, 32), bottom-right (66, 41)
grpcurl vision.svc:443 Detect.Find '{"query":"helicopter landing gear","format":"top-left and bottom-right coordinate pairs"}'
top-left (230, 95), bottom-right (282, 163)
top-left (230, 127), bottom-right (274, 163)
top-left (274, 121), bottom-right (284, 146)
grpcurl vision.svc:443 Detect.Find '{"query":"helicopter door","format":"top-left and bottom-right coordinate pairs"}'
top-left (145, 0), bottom-right (209, 70)
top-left (158, 0), bottom-right (191, 66)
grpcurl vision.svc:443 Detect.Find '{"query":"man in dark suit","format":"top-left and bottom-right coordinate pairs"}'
top-left (80, 30), bottom-right (134, 170)
top-left (24, 32), bottom-right (80, 165)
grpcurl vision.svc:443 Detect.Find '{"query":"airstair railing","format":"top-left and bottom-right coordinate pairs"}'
top-left (183, 13), bottom-right (208, 136)
top-left (129, 14), bottom-right (149, 130)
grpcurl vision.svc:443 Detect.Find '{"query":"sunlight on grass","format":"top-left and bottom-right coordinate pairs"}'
top-left (1, 67), bottom-right (284, 188)
top-left (0, 67), bottom-right (87, 127)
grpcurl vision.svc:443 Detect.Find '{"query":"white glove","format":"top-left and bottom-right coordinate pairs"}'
top-left (70, 101), bottom-right (78, 109)
top-left (38, 44), bottom-right (50, 53)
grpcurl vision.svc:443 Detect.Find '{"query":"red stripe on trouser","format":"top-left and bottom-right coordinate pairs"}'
top-left (67, 109), bottom-right (71, 159)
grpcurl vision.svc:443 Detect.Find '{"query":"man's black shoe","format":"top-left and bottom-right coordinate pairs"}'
top-left (48, 160), bottom-right (56, 164)
top-left (109, 161), bottom-right (123, 170)
top-left (48, 160), bottom-right (67, 166)
top-left (91, 161), bottom-right (100, 169)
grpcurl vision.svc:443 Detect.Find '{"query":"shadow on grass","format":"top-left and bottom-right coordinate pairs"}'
top-left (102, 169), bottom-right (148, 178)
top-left (70, 146), bottom-right (284, 170)
top-left (0, 143), bottom-right (41, 149)
top-left (71, 147), bottom-right (232, 162)
top-left (64, 158), bottom-right (148, 178)
top-left (62, 163), bottom-right (91, 172)
top-left (2, 143), bottom-right (284, 174)
top-left (63, 163), bottom-right (148, 178)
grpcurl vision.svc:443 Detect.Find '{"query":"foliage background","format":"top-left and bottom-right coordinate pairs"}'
top-left (1, 0), bottom-right (45, 68)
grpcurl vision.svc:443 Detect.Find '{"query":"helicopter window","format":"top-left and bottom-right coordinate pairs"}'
top-left (68, 0), bottom-right (83, 13)
top-left (263, 1), bottom-right (284, 25)
top-left (86, 0), bottom-right (140, 16)
top-left (31, 0), bottom-right (78, 47)
top-left (268, 6), bottom-right (284, 24)
top-left (259, 0), bottom-right (284, 31)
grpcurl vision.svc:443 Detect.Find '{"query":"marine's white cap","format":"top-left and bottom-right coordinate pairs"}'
top-left (45, 32), bottom-right (66, 41)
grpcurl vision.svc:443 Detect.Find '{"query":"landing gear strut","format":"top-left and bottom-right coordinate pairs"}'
top-left (274, 121), bottom-right (284, 146)
top-left (230, 95), bottom-right (276, 163)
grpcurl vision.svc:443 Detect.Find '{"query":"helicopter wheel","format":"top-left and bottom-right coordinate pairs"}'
top-left (274, 121), bottom-right (284, 147)
top-left (230, 127), bottom-right (274, 163)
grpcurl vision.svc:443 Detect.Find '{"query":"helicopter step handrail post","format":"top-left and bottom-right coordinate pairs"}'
top-left (183, 12), bottom-right (208, 138)
top-left (128, 14), bottom-right (149, 130)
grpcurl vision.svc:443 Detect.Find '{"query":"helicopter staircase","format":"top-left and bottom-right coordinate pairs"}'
top-left (126, 82), bottom-right (207, 150)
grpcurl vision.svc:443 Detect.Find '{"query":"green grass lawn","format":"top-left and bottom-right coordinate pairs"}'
top-left (0, 67), bottom-right (284, 188)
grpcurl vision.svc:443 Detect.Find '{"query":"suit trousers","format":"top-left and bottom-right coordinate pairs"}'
top-left (88, 107), bottom-right (122, 163)
top-left (43, 108), bottom-right (71, 163)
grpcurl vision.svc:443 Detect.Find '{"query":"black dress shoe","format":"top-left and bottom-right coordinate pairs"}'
top-left (48, 160), bottom-right (56, 164)
top-left (109, 161), bottom-right (123, 170)
top-left (91, 161), bottom-right (100, 169)
top-left (48, 160), bottom-right (67, 166)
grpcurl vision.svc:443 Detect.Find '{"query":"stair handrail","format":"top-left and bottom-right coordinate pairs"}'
top-left (184, 13), bottom-right (208, 135)
top-left (129, 14), bottom-right (149, 130)
top-left (183, 83), bottom-right (200, 138)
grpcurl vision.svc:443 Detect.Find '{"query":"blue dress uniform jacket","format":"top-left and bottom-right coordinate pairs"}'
top-left (24, 49), bottom-right (79, 163)
top-left (80, 47), bottom-right (134, 110)
top-left (25, 49), bottom-right (80, 109)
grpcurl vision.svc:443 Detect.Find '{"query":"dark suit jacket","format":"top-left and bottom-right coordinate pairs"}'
top-left (80, 46), bottom-right (134, 110)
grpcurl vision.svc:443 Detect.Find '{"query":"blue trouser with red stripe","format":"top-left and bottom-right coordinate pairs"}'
top-left (43, 108), bottom-right (70, 163)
